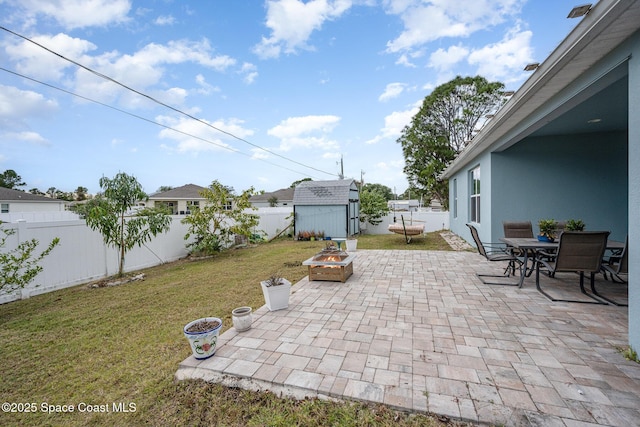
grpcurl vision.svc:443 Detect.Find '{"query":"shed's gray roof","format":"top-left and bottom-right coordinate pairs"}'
top-left (148, 184), bottom-right (207, 200)
top-left (293, 179), bottom-right (357, 206)
top-left (0, 187), bottom-right (65, 203)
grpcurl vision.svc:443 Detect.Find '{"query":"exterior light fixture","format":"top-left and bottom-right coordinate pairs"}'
top-left (568, 4), bottom-right (592, 18)
top-left (524, 63), bottom-right (540, 71)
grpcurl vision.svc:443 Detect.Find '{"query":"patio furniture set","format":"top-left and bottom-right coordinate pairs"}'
top-left (467, 221), bottom-right (628, 306)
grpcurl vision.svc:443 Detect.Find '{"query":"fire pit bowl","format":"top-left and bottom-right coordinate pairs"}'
top-left (302, 249), bottom-right (356, 282)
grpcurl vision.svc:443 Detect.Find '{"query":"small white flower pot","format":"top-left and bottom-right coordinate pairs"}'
top-left (260, 278), bottom-right (291, 311)
top-left (232, 306), bottom-right (252, 332)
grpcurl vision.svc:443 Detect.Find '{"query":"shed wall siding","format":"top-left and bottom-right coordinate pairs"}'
top-left (294, 205), bottom-right (348, 238)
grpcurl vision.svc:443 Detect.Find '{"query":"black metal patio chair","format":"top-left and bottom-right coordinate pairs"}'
top-left (534, 231), bottom-right (610, 304)
top-left (467, 223), bottom-right (522, 286)
top-left (595, 236), bottom-right (628, 306)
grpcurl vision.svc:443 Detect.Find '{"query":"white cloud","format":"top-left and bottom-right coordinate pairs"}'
top-left (366, 100), bottom-right (420, 144)
top-left (379, 82), bottom-right (406, 102)
top-left (428, 44), bottom-right (469, 73)
top-left (267, 115), bottom-right (341, 151)
top-left (0, 131), bottom-right (49, 145)
top-left (384, 0), bottom-right (524, 53)
top-left (7, 34), bottom-right (237, 109)
top-left (15, 0), bottom-right (131, 30)
top-left (253, 0), bottom-right (353, 59)
top-left (468, 26), bottom-right (533, 83)
top-left (5, 33), bottom-right (97, 81)
top-left (155, 15), bottom-right (176, 26)
top-left (0, 85), bottom-right (58, 131)
top-left (156, 115), bottom-right (254, 153)
top-left (240, 62), bottom-right (258, 84)
top-left (194, 74), bottom-right (220, 95)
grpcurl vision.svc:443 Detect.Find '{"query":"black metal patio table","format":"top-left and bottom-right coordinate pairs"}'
top-left (499, 237), bottom-right (624, 288)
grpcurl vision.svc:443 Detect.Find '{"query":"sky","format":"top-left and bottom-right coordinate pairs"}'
top-left (0, 0), bottom-right (584, 196)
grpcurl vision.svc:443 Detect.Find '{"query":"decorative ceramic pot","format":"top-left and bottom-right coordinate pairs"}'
top-left (232, 306), bottom-right (252, 332)
top-left (183, 317), bottom-right (223, 359)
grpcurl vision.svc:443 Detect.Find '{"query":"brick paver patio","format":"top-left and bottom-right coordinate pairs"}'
top-left (176, 246), bottom-right (638, 426)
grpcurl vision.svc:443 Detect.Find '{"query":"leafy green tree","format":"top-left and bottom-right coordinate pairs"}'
top-left (268, 196), bottom-right (279, 207)
top-left (362, 183), bottom-right (394, 201)
top-left (75, 186), bottom-right (88, 201)
top-left (398, 76), bottom-right (505, 210)
top-left (0, 170), bottom-right (26, 189)
top-left (0, 228), bottom-right (59, 293)
top-left (29, 188), bottom-right (45, 196)
top-left (82, 172), bottom-right (172, 277)
top-left (359, 189), bottom-right (390, 226)
top-left (182, 181), bottom-right (259, 256)
top-left (157, 186), bottom-right (174, 193)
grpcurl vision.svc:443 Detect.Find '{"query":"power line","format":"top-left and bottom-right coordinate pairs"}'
top-left (0, 66), bottom-right (325, 180)
top-left (0, 25), bottom-right (338, 179)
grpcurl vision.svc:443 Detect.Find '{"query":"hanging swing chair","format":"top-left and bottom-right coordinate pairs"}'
top-left (388, 215), bottom-right (424, 243)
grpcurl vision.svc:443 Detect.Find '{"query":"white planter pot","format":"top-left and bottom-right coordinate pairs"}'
top-left (183, 317), bottom-right (223, 359)
top-left (260, 279), bottom-right (291, 311)
top-left (232, 306), bottom-right (252, 332)
top-left (346, 239), bottom-right (357, 252)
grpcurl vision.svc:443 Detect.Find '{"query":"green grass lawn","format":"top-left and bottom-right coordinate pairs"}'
top-left (0, 232), bottom-right (467, 426)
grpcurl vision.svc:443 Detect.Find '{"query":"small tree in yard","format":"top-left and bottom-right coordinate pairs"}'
top-left (182, 181), bottom-right (259, 256)
top-left (82, 172), bottom-right (172, 277)
top-left (0, 228), bottom-right (59, 293)
top-left (359, 189), bottom-right (389, 227)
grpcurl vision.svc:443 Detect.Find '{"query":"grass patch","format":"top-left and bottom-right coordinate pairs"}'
top-left (0, 233), bottom-right (465, 426)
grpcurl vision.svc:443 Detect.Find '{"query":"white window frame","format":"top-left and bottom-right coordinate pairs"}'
top-left (470, 166), bottom-right (481, 223)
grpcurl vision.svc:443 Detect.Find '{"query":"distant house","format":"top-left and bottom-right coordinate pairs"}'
top-left (0, 187), bottom-right (70, 222)
top-left (249, 188), bottom-right (295, 208)
top-left (388, 199), bottom-right (420, 212)
top-left (293, 179), bottom-right (360, 238)
top-left (145, 184), bottom-right (207, 215)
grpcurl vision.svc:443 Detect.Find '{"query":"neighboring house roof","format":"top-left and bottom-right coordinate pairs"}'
top-left (148, 184), bottom-right (207, 200)
top-left (250, 188), bottom-right (295, 203)
top-left (293, 179), bottom-right (357, 206)
top-left (443, 0), bottom-right (640, 177)
top-left (0, 187), bottom-right (66, 203)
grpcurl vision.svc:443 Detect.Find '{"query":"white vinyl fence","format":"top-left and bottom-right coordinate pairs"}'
top-left (0, 208), bottom-right (446, 304)
top-left (362, 210), bottom-right (450, 235)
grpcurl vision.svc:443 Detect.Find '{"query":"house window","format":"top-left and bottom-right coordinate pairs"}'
top-left (1, 203), bottom-right (8, 213)
top-left (470, 166), bottom-right (480, 223)
top-left (223, 200), bottom-right (232, 211)
top-left (453, 179), bottom-right (458, 219)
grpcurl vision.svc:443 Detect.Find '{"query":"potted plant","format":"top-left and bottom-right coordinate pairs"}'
top-left (566, 219), bottom-right (585, 231)
top-left (260, 274), bottom-right (291, 311)
top-left (183, 317), bottom-right (223, 359)
top-left (538, 219), bottom-right (558, 242)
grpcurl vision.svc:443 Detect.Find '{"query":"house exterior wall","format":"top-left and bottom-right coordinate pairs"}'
top-left (491, 132), bottom-right (628, 241)
top-left (628, 38), bottom-right (640, 351)
top-left (2, 201), bottom-right (66, 212)
top-left (448, 151), bottom-right (492, 244)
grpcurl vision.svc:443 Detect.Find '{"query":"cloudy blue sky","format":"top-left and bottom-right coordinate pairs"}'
top-left (0, 0), bottom-right (582, 195)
